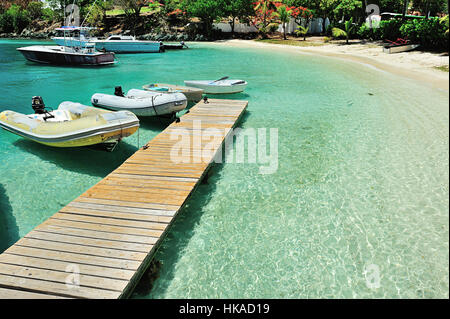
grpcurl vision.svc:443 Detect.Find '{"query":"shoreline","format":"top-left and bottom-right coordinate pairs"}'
top-left (214, 39), bottom-right (449, 91)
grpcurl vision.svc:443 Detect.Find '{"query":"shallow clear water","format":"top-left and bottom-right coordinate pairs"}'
top-left (0, 39), bottom-right (448, 298)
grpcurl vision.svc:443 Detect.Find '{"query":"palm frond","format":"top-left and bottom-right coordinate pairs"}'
top-left (332, 27), bottom-right (347, 38)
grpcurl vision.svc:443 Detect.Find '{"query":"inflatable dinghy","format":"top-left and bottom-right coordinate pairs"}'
top-left (0, 96), bottom-right (139, 151)
top-left (184, 77), bottom-right (247, 94)
top-left (142, 83), bottom-right (203, 102)
top-left (91, 86), bottom-right (187, 117)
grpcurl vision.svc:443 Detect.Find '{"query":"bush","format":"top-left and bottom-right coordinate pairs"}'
top-left (0, 4), bottom-right (30, 33)
top-left (27, 1), bottom-right (44, 20)
top-left (357, 17), bottom-right (448, 51)
top-left (0, 11), bottom-right (15, 33)
top-left (400, 17), bottom-right (448, 50)
top-left (42, 8), bottom-right (56, 22)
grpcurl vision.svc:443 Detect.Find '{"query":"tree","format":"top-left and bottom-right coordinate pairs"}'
top-left (85, 0), bottom-right (114, 28)
top-left (253, 0), bottom-right (279, 37)
top-left (116, 0), bottom-right (147, 20)
top-left (289, 5), bottom-right (313, 39)
top-left (333, 0), bottom-right (362, 21)
top-left (182, 0), bottom-right (227, 37)
top-left (27, 1), bottom-right (44, 20)
top-left (332, 16), bottom-right (356, 43)
top-left (412, 0), bottom-right (448, 16)
top-left (224, 0), bottom-right (254, 36)
top-left (273, 5), bottom-right (292, 39)
top-left (114, 0), bottom-right (147, 33)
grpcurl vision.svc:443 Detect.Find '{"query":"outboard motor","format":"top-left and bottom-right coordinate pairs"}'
top-left (114, 86), bottom-right (124, 97)
top-left (32, 96), bottom-right (46, 114)
top-left (31, 96), bottom-right (54, 120)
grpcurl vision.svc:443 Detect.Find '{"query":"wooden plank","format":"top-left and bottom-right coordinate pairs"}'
top-left (0, 263), bottom-right (128, 292)
top-left (52, 212), bottom-right (169, 231)
top-left (74, 196), bottom-right (180, 212)
top-left (4, 245), bottom-right (141, 272)
top-left (66, 201), bottom-right (176, 217)
top-left (44, 218), bottom-right (164, 238)
top-left (60, 206), bottom-right (172, 224)
top-left (0, 287), bottom-right (69, 299)
top-left (17, 237), bottom-right (148, 262)
top-left (35, 224), bottom-right (158, 245)
top-left (0, 274), bottom-right (120, 299)
top-left (0, 253), bottom-right (135, 281)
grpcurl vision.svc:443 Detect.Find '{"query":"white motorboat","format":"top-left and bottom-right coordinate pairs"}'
top-left (17, 44), bottom-right (116, 66)
top-left (0, 96), bottom-right (139, 151)
top-left (91, 87), bottom-right (187, 117)
top-left (184, 77), bottom-right (247, 94)
top-left (94, 35), bottom-right (162, 53)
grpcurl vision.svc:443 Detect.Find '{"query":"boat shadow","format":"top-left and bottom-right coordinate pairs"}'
top-left (132, 161), bottom-right (226, 298)
top-left (0, 184), bottom-right (19, 253)
top-left (23, 61), bottom-right (118, 69)
top-left (138, 116), bottom-right (175, 131)
top-left (13, 139), bottom-right (138, 177)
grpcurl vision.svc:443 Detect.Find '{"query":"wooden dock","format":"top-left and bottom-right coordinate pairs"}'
top-left (0, 99), bottom-right (248, 299)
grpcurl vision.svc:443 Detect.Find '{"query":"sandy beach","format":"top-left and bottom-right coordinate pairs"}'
top-left (214, 39), bottom-right (449, 91)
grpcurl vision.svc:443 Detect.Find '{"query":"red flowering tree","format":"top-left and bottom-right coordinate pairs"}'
top-left (289, 5), bottom-right (313, 40)
top-left (252, 0), bottom-right (281, 37)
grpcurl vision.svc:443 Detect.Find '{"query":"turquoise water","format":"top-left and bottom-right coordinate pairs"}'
top-left (0, 39), bottom-right (448, 298)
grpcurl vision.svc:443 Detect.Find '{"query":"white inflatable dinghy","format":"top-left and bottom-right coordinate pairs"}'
top-left (184, 76), bottom-right (247, 94)
top-left (91, 86), bottom-right (187, 117)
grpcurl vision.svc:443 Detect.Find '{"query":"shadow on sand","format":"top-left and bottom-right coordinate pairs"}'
top-left (0, 184), bottom-right (19, 253)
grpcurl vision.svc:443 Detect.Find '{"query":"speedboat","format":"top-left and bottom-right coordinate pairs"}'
top-left (0, 96), bottom-right (139, 151)
top-left (94, 35), bottom-right (162, 53)
top-left (184, 77), bottom-right (247, 94)
top-left (91, 86), bottom-right (187, 117)
top-left (16, 44), bottom-right (116, 66)
top-left (142, 83), bottom-right (203, 102)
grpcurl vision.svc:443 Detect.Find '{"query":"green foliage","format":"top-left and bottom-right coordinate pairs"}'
top-left (400, 17), bottom-right (448, 50)
top-left (440, 15), bottom-right (448, 36)
top-left (224, 0), bottom-right (254, 33)
top-left (182, 0), bottom-right (227, 36)
top-left (0, 10), bottom-right (15, 33)
top-left (295, 25), bottom-right (309, 39)
top-left (42, 7), bottom-right (56, 22)
top-left (27, 1), bottom-right (43, 20)
top-left (358, 16), bottom-right (448, 51)
top-left (333, 0), bottom-right (362, 20)
top-left (273, 5), bottom-right (292, 39)
top-left (331, 17), bottom-right (356, 43)
top-left (0, 4), bottom-right (30, 33)
top-left (357, 19), bottom-right (403, 41)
